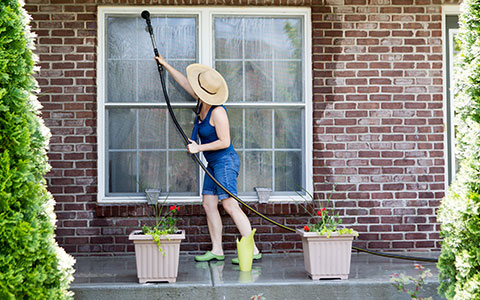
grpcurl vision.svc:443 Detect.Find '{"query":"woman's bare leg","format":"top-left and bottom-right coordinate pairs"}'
top-left (222, 197), bottom-right (259, 254)
top-left (203, 195), bottom-right (223, 255)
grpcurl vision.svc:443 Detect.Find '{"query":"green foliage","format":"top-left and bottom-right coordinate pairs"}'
top-left (438, 0), bottom-right (480, 298)
top-left (390, 264), bottom-right (433, 300)
top-left (141, 195), bottom-right (180, 254)
top-left (0, 1), bottom-right (74, 299)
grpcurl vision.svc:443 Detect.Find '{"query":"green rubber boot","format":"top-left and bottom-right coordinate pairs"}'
top-left (194, 251), bottom-right (225, 262)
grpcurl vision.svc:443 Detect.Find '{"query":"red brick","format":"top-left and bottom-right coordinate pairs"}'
top-left (368, 242), bottom-right (391, 248)
top-left (381, 233), bottom-right (403, 240)
top-left (358, 233), bottom-right (380, 240)
top-left (392, 241), bottom-right (414, 248)
top-left (416, 241), bottom-right (435, 248)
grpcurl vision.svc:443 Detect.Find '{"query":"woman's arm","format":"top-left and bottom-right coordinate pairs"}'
top-left (187, 107), bottom-right (231, 154)
top-left (154, 54), bottom-right (198, 100)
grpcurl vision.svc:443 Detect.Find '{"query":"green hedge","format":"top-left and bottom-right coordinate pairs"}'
top-left (438, 0), bottom-right (480, 299)
top-left (0, 1), bottom-right (75, 299)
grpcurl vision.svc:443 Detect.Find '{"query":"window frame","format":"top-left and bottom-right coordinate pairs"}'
top-left (442, 5), bottom-right (460, 186)
top-left (97, 6), bottom-right (313, 203)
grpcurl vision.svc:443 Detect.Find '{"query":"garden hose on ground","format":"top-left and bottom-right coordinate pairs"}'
top-left (141, 11), bottom-right (438, 264)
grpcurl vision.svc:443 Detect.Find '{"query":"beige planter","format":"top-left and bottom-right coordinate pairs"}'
top-left (129, 230), bottom-right (185, 283)
top-left (297, 229), bottom-right (355, 280)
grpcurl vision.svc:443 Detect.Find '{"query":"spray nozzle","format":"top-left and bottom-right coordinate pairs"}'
top-left (141, 10), bottom-right (150, 20)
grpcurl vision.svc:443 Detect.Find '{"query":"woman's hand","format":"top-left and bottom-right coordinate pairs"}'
top-left (154, 54), bottom-right (167, 66)
top-left (187, 138), bottom-right (201, 154)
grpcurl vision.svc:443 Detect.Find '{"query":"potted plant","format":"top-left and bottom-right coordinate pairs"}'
top-left (295, 187), bottom-right (358, 280)
top-left (129, 192), bottom-right (185, 283)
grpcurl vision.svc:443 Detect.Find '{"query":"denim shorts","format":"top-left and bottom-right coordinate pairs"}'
top-left (202, 151), bottom-right (240, 201)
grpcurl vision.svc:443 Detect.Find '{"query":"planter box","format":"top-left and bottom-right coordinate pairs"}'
top-left (297, 229), bottom-right (355, 280)
top-left (129, 230), bottom-right (185, 283)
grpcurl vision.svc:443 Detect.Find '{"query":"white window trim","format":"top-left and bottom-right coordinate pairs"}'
top-left (97, 6), bottom-right (313, 204)
top-left (441, 4), bottom-right (460, 187)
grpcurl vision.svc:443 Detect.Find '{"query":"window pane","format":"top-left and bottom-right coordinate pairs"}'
top-left (169, 151), bottom-right (198, 194)
top-left (107, 17), bottom-right (137, 59)
top-left (107, 15), bottom-right (197, 103)
top-left (139, 151), bottom-right (166, 191)
top-left (105, 14), bottom-right (199, 197)
top-left (245, 61), bottom-right (272, 102)
top-left (166, 17), bottom-right (197, 59)
top-left (137, 60), bottom-right (165, 103)
top-left (228, 108), bottom-right (243, 148)
top-left (245, 109), bottom-right (272, 148)
top-left (139, 109), bottom-right (166, 149)
top-left (214, 15), bottom-right (303, 104)
top-left (275, 151), bottom-right (302, 191)
top-left (237, 151), bottom-right (244, 193)
top-left (107, 60), bottom-right (137, 102)
top-left (168, 60), bottom-right (197, 103)
top-left (215, 61), bottom-right (243, 102)
top-left (272, 18), bottom-right (302, 59)
top-left (108, 152), bottom-right (136, 193)
top-left (244, 18), bottom-right (273, 59)
top-left (168, 108), bottom-right (196, 149)
top-left (214, 17), bottom-right (243, 59)
top-left (275, 109), bottom-right (303, 149)
top-left (274, 61), bottom-right (302, 102)
top-left (137, 17), bottom-right (167, 59)
top-left (245, 151), bottom-right (272, 192)
top-left (108, 109), bottom-right (136, 149)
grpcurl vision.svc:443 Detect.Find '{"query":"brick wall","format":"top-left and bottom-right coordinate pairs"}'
top-left (24, 0), bottom-right (458, 255)
top-left (311, 0), bottom-right (448, 252)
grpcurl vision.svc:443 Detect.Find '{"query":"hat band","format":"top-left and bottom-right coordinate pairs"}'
top-left (197, 74), bottom-right (217, 95)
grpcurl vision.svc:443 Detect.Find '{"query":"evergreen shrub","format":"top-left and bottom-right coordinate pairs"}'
top-left (0, 1), bottom-right (75, 299)
top-left (437, 0), bottom-right (480, 299)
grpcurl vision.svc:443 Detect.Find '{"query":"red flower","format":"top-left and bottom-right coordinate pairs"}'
top-left (317, 211), bottom-right (322, 216)
top-left (176, 206), bottom-right (180, 211)
top-left (169, 205), bottom-right (176, 211)
top-left (414, 264), bottom-right (423, 270)
top-left (322, 207), bottom-right (326, 212)
top-left (304, 225), bottom-right (310, 232)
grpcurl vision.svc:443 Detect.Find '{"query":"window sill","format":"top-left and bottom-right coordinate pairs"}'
top-left (97, 194), bottom-right (307, 204)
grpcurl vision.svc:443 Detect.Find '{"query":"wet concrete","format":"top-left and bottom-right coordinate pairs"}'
top-left (72, 252), bottom-right (444, 300)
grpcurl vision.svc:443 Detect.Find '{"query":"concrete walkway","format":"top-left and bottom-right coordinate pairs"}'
top-left (71, 252), bottom-right (445, 300)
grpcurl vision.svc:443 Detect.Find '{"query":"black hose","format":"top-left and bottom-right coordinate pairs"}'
top-left (141, 11), bottom-right (438, 264)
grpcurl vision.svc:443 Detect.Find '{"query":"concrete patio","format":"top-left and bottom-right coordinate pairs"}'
top-left (71, 251), bottom-right (444, 300)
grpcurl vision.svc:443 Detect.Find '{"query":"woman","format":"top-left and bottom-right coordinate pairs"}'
top-left (154, 54), bottom-right (261, 264)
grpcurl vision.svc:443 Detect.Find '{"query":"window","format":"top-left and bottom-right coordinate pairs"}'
top-left (443, 8), bottom-right (460, 185)
top-left (97, 7), bottom-right (312, 203)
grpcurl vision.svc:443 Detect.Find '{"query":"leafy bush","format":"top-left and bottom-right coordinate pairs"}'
top-left (0, 1), bottom-right (75, 299)
top-left (390, 264), bottom-right (433, 300)
top-left (437, 0), bottom-right (480, 298)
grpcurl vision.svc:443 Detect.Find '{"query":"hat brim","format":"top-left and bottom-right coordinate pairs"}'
top-left (186, 64), bottom-right (229, 106)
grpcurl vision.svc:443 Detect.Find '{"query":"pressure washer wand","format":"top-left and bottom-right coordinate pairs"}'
top-left (142, 10), bottom-right (189, 143)
top-left (140, 11), bottom-right (437, 263)
top-left (141, 11), bottom-right (160, 64)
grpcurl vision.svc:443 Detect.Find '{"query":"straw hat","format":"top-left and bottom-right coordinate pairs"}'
top-left (186, 64), bottom-right (229, 106)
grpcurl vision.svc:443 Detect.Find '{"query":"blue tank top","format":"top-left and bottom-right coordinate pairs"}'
top-left (190, 105), bottom-right (235, 162)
